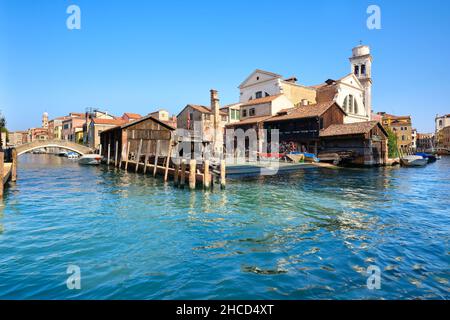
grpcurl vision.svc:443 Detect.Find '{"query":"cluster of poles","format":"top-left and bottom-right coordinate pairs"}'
top-left (0, 149), bottom-right (17, 199)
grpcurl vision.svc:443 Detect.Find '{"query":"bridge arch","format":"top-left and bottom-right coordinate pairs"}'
top-left (15, 139), bottom-right (94, 156)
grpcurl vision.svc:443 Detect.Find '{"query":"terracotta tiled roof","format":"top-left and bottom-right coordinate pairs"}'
top-left (240, 94), bottom-right (283, 107)
top-left (320, 121), bottom-right (385, 137)
top-left (265, 101), bottom-right (340, 123)
top-left (315, 85), bottom-right (338, 103)
top-left (92, 118), bottom-right (128, 125)
top-left (380, 113), bottom-right (411, 120)
top-left (226, 115), bottom-right (273, 127)
top-left (70, 112), bottom-right (84, 117)
top-left (123, 112), bottom-right (142, 119)
top-left (188, 104), bottom-right (227, 116)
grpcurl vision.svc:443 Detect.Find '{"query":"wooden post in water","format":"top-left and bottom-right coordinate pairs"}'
top-left (143, 142), bottom-right (150, 174)
top-left (12, 148), bottom-right (17, 182)
top-left (164, 140), bottom-right (173, 182)
top-left (220, 159), bottom-right (226, 189)
top-left (153, 140), bottom-right (160, 177)
top-left (203, 160), bottom-right (210, 189)
top-left (114, 140), bottom-right (119, 167)
top-left (0, 152), bottom-right (4, 198)
top-left (124, 141), bottom-right (131, 171)
top-left (107, 143), bottom-right (111, 165)
top-left (189, 159), bottom-right (196, 190)
top-left (180, 160), bottom-right (186, 188)
top-left (135, 139), bottom-right (143, 173)
top-left (174, 162), bottom-right (179, 186)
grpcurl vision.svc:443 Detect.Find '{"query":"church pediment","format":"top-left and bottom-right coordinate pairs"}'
top-left (338, 73), bottom-right (364, 90)
top-left (239, 69), bottom-right (282, 89)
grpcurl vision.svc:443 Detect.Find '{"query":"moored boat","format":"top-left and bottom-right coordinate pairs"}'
top-left (415, 152), bottom-right (437, 163)
top-left (67, 152), bottom-right (80, 159)
top-left (78, 154), bottom-right (102, 165)
top-left (400, 155), bottom-right (428, 167)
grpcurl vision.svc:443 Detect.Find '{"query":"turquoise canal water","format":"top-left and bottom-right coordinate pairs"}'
top-left (0, 154), bottom-right (449, 299)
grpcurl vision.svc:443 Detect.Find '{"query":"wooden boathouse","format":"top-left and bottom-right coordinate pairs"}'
top-left (99, 115), bottom-right (225, 189)
top-left (319, 121), bottom-right (388, 166)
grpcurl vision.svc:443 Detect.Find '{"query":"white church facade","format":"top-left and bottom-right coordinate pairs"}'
top-left (221, 44), bottom-right (374, 125)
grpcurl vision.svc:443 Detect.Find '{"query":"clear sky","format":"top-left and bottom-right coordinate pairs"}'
top-left (1, 0), bottom-right (449, 132)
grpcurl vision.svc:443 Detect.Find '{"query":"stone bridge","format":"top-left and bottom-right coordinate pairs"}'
top-left (15, 139), bottom-right (94, 156)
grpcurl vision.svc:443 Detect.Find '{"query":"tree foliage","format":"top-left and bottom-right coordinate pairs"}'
top-left (386, 127), bottom-right (399, 158)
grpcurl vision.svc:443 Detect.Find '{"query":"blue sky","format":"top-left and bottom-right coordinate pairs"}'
top-left (1, 0), bottom-right (449, 132)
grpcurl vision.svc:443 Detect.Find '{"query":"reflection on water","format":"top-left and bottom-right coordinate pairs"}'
top-left (0, 154), bottom-right (449, 299)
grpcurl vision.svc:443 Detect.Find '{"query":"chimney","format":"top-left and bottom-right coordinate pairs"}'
top-left (210, 89), bottom-right (220, 126)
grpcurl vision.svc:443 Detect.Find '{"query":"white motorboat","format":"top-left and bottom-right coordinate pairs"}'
top-left (78, 154), bottom-right (102, 165)
top-left (400, 155), bottom-right (428, 167)
top-left (67, 152), bottom-right (80, 159)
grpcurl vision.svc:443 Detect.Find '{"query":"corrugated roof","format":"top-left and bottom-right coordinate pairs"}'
top-left (320, 121), bottom-right (386, 137)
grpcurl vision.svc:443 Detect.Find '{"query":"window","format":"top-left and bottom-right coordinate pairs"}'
top-left (361, 64), bottom-right (366, 75)
top-left (255, 91), bottom-right (262, 99)
top-left (343, 96), bottom-right (348, 112)
top-left (242, 109), bottom-right (247, 117)
top-left (349, 95), bottom-right (354, 113)
top-left (354, 65), bottom-right (359, 75)
top-left (354, 99), bottom-right (358, 114)
top-left (265, 92), bottom-right (270, 97)
top-left (249, 108), bottom-right (256, 116)
top-left (231, 109), bottom-right (240, 120)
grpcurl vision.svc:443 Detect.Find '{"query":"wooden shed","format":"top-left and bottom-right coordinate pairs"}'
top-left (100, 115), bottom-right (176, 176)
top-left (319, 121), bottom-right (388, 166)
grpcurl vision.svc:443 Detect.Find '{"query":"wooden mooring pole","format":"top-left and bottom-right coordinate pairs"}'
top-left (180, 160), bottom-right (186, 188)
top-left (107, 143), bottom-right (111, 165)
top-left (114, 140), bottom-right (119, 167)
top-left (12, 148), bottom-right (17, 182)
top-left (203, 160), bottom-right (210, 189)
top-left (189, 159), bottom-right (196, 190)
top-left (135, 139), bottom-right (143, 173)
top-left (220, 159), bottom-right (226, 189)
top-left (0, 151), bottom-right (4, 198)
top-left (174, 162), bottom-right (179, 186)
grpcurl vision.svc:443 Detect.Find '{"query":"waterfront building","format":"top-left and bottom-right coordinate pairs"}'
top-left (238, 69), bottom-right (316, 106)
top-left (437, 126), bottom-right (450, 150)
top-left (435, 114), bottom-right (450, 134)
top-left (61, 113), bottom-right (85, 141)
top-left (378, 112), bottom-right (413, 151)
top-left (99, 114), bottom-right (175, 168)
top-left (411, 128), bottom-right (417, 150)
top-left (86, 112), bottom-right (143, 149)
top-left (416, 133), bottom-right (435, 152)
top-left (177, 90), bottom-right (228, 155)
top-left (7, 131), bottom-right (27, 146)
top-left (87, 118), bottom-right (128, 149)
top-left (27, 127), bottom-right (49, 142)
top-left (319, 121), bottom-right (388, 166)
top-left (48, 116), bottom-right (71, 140)
top-left (262, 101), bottom-right (346, 155)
